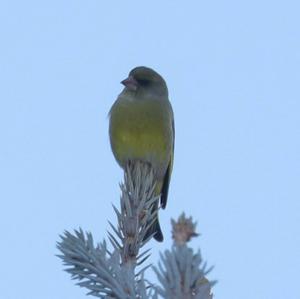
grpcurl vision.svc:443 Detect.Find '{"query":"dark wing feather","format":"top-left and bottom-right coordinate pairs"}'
top-left (160, 118), bottom-right (175, 209)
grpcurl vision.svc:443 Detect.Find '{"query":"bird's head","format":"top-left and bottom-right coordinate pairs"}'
top-left (121, 66), bottom-right (168, 98)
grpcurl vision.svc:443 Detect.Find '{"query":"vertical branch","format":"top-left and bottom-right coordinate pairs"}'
top-left (109, 161), bottom-right (159, 267)
top-left (153, 213), bottom-right (215, 299)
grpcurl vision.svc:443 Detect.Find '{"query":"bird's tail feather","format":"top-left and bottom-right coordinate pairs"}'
top-left (143, 217), bottom-right (163, 242)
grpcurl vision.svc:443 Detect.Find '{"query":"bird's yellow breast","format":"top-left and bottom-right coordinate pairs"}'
top-left (109, 96), bottom-right (173, 173)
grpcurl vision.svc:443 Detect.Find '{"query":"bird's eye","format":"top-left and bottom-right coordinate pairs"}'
top-left (137, 79), bottom-right (150, 86)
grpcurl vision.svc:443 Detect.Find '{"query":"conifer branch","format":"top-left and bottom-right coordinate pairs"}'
top-left (153, 213), bottom-right (214, 299)
top-left (57, 162), bottom-right (215, 298)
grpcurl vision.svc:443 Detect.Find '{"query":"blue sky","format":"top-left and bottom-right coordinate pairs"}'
top-left (1, 1), bottom-right (299, 298)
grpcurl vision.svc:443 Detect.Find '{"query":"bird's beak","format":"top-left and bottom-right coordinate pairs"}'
top-left (121, 75), bottom-right (138, 91)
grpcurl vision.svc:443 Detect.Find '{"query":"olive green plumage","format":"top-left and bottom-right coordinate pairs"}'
top-left (109, 66), bottom-right (174, 242)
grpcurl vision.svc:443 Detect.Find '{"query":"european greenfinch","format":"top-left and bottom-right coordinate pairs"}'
top-left (109, 66), bottom-right (174, 242)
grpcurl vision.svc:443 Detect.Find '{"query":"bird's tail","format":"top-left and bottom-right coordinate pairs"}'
top-left (143, 178), bottom-right (167, 242)
top-left (143, 216), bottom-right (163, 242)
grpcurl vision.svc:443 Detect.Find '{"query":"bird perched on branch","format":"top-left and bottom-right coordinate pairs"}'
top-left (109, 66), bottom-right (175, 242)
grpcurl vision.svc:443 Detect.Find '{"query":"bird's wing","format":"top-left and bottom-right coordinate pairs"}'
top-left (160, 118), bottom-right (175, 209)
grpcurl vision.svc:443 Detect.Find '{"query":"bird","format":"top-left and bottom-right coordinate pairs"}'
top-left (109, 66), bottom-right (174, 242)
